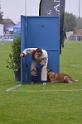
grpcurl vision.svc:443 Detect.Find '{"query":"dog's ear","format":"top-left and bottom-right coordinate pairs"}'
top-left (47, 69), bottom-right (52, 72)
top-left (49, 69), bottom-right (52, 72)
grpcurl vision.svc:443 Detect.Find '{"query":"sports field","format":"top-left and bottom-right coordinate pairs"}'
top-left (0, 41), bottom-right (82, 124)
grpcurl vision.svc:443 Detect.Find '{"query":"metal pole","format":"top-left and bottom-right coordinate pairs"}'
top-left (78, 0), bottom-right (80, 18)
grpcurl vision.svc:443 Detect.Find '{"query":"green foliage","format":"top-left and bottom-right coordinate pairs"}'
top-left (64, 12), bottom-right (77, 31)
top-left (0, 11), bottom-right (3, 24)
top-left (6, 36), bottom-right (21, 71)
top-left (76, 17), bottom-right (82, 29)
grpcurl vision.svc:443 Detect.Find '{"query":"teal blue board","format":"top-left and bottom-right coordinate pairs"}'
top-left (21, 16), bottom-right (60, 84)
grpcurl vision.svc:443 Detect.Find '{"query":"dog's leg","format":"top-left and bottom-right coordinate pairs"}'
top-left (64, 76), bottom-right (73, 83)
top-left (64, 76), bottom-right (79, 83)
top-left (54, 80), bottom-right (64, 83)
top-left (48, 78), bottom-right (55, 84)
top-left (67, 80), bottom-right (79, 83)
top-left (51, 78), bottom-right (56, 84)
top-left (68, 78), bottom-right (79, 83)
top-left (67, 80), bottom-right (74, 83)
top-left (48, 82), bottom-right (53, 84)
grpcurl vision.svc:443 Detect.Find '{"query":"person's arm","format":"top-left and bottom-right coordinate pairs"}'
top-left (20, 48), bottom-right (37, 58)
top-left (40, 49), bottom-right (48, 66)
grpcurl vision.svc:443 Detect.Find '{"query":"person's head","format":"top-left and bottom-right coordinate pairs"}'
top-left (36, 48), bottom-right (42, 57)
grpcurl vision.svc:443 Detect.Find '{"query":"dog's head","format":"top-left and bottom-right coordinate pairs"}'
top-left (47, 69), bottom-right (52, 76)
top-left (47, 69), bottom-right (52, 82)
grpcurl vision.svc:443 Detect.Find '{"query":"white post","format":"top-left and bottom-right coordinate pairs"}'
top-left (76, 35), bottom-right (77, 41)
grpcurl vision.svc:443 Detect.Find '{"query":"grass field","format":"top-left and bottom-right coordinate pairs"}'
top-left (0, 41), bottom-right (82, 124)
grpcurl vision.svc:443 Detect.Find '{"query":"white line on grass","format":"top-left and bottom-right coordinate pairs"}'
top-left (72, 65), bottom-right (82, 68)
top-left (6, 85), bottom-right (82, 92)
top-left (6, 84), bottom-right (22, 92)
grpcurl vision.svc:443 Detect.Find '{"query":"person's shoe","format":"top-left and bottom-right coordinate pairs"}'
top-left (43, 82), bottom-right (46, 85)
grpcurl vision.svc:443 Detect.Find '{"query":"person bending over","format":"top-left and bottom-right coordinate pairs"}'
top-left (20, 48), bottom-right (48, 84)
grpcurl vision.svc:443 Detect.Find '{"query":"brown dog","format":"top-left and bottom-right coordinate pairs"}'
top-left (47, 69), bottom-right (78, 84)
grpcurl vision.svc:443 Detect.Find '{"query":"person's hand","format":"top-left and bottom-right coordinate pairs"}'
top-left (33, 68), bottom-right (36, 71)
top-left (20, 53), bottom-right (24, 58)
top-left (31, 68), bottom-right (36, 72)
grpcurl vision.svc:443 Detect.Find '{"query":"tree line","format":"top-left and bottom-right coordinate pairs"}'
top-left (64, 12), bottom-right (82, 32)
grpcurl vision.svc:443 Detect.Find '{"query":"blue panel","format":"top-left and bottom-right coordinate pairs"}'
top-left (48, 50), bottom-right (60, 73)
top-left (21, 16), bottom-right (60, 84)
top-left (26, 16), bottom-right (60, 50)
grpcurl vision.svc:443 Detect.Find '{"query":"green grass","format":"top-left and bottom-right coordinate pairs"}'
top-left (0, 41), bottom-right (82, 124)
